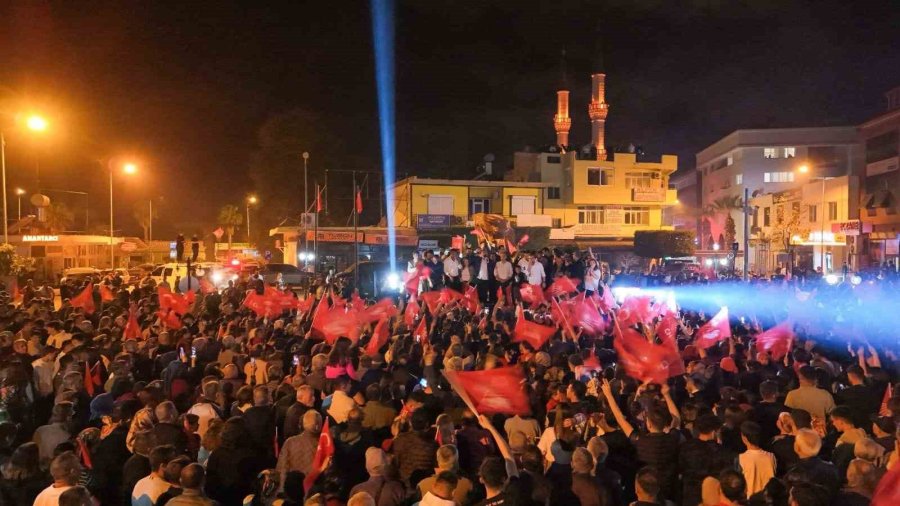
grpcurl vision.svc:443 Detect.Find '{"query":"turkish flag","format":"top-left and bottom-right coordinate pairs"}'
top-left (124, 309), bottom-right (142, 340)
top-left (330, 292), bottom-right (346, 308)
top-left (158, 286), bottom-right (192, 316)
top-left (358, 298), bottom-right (398, 325)
top-left (657, 315), bottom-right (685, 377)
top-left (310, 296), bottom-right (331, 334)
top-left (551, 298), bottom-right (576, 340)
top-left (614, 322), bottom-right (672, 384)
top-left (99, 284), bottom-right (115, 302)
top-left (295, 295), bottom-right (316, 314)
top-left (618, 295), bottom-right (654, 328)
top-left (420, 290), bottom-right (442, 314)
top-left (656, 314), bottom-right (678, 343)
top-left (243, 291), bottom-right (280, 318)
top-left (303, 418), bottom-right (334, 492)
top-left (695, 307), bottom-right (731, 349)
top-left (414, 317), bottom-right (429, 345)
top-left (355, 189), bottom-right (363, 214)
top-left (439, 287), bottom-right (465, 306)
top-left (463, 285), bottom-right (480, 313)
top-left (755, 322), bottom-right (794, 360)
top-left (365, 319), bottom-right (390, 357)
top-left (70, 283), bottom-right (96, 314)
top-left (513, 305), bottom-right (556, 350)
top-left (598, 283), bottom-right (617, 312)
top-left (569, 294), bottom-right (606, 336)
top-left (313, 306), bottom-right (362, 344)
top-left (199, 278), bottom-right (217, 294)
top-left (443, 366), bottom-right (531, 415)
top-left (505, 238), bottom-right (517, 255)
top-left (546, 276), bottom-right (579, 297)
top-left (872, 464), bottom-right (900, 506)
top-left (880, 383), bottom-right (893, 417)
top-left (157, 308), bottom-right (183, 329)
top-left (403, 266), bottom-right (429, 295)
top-left (519, 283), bottom-right (546, 308)
top-left (316, 185), bottom-right (323, 213)
top-left (404, 297), bottom-right (420, 328)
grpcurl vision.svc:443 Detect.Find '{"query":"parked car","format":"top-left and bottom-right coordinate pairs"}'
top-left (59, 267), bottom-right (100, 285)
top-left (259, 263), bottom-right (309, 287)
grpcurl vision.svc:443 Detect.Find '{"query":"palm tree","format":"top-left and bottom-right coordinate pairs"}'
top-left (44, 203), bottom-right (75, 233)
top-left (217, 204), bottom-right (243, 254)
top-left (705, 195), bottom-right (743, 248)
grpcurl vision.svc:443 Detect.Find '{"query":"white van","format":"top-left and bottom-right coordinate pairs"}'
top-left (149, 262), bottom-right (232, 289)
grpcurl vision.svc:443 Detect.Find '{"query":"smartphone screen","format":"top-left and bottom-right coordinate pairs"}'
top-left (419, 378), bottom-right (428, 388)
top-left (292, 355), bottom-right (300, 366)
top-left (191, 347), bottom-right (197, 358)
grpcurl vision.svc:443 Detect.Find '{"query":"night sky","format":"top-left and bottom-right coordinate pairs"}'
top-left (1, 0), bottom-right (899, 238)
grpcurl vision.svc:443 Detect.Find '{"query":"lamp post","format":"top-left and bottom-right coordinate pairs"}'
top-left (302, 152), bottom-right (309, 267)
top-left (1, 114), bottom-right (48, 243)
top-left (246, 196), bottom-right (257, 242)
top-left (15, 188), bottom-right (24, 222)
top-left (797, 163), bottom-right (828, 273)
top-left (108, 161), bottom-right (137, 268)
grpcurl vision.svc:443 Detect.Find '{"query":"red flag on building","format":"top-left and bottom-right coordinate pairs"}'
top-left (695, 307), bottom-right (732, 349)
top-left (513, 305), bottom-right (555, 350)
top-left (99, 284), bottom-right (115, 302)
top-left (355, 189), bottom-right (363, 214)
top-left (316, 185), bottom-right (323, 213)
top-left (755, 322), bottom-right (794, 360)
top-left (443, 366), bottom-right (531, 415)
top-left (404, 297), bottom-right (420, 328)
top-left (70, 283), bottom-right (96, 315)
top-left (546, 276), bottom-right (579, 297)
top-left (124, 309), bottom-right (142, 340)
top-left (303, 418), bottom-right (334, 492)
top-left (366, 319), bottom-right (390, 357)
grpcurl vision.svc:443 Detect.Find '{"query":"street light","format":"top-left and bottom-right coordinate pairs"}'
top-left (246, 195), bottom-right (257, 241)
top-left (1, 113), bottom-right (48, 243)
top-left (108, 160), bottom-right (137, 268)
top-left (15, 188), bottom-right (25, 221)
top-left (795, 162), bottom-right (827, 273)
top-left (26, 115), bottom-right (48, 132)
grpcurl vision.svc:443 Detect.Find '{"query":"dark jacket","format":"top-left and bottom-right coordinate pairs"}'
top-left (391, 430), bottom-right (438, 484)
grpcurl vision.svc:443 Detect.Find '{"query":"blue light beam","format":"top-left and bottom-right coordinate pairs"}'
top-left (371, 0), bottom-right (397, 272)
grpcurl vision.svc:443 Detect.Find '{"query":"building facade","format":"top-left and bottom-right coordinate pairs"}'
top-left (858, 86), bottom-right (900, 269)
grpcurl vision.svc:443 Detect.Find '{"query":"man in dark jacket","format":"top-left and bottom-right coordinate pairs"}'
top-left (241, 385), bottom-right (276, 465)
top-left (391, 409), bottom-right (438, 485)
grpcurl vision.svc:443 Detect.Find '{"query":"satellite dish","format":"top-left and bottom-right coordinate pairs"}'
top-left (483, 153), bottom-right (495, 162)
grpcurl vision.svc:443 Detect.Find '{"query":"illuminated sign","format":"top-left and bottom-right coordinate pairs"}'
top-left (831, 220), bottom-right (871, 236)
top-left (22, 235), bottom-right (58, 242)
top-left (791, 231), bottom-right (847, 246)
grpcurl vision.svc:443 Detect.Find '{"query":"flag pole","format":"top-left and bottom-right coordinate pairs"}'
top-left (314, 182), bottom-right (319, 275)
top-left (353, 172), bottom-right (359, 287)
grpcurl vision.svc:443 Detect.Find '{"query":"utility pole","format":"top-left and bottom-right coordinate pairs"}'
top-left (742, 187), bottom-right (750, 281)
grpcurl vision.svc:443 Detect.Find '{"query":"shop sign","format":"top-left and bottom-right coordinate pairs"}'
top-left (120, 242), bottom-right (138, 252)
top-left (304, 230), bottom-right (364, 242)
top-left (416, 214), bottom-right (450, 229)
top-left (605, 205), bottom-right (624, 224)
top-left (364, 233), bottom-right (418, 246)
top-left (417, 239), bottom-right (439, 250)
top-left (23, 235), bottom-right (58, 242)
top-left (830, 220), bottom-right (871, 236)
top-left (632, 188), bottom-right (666, 202)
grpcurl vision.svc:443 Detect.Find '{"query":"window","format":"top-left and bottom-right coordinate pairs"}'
top-left (735, 173), bottom-right (743, 185)
top-left (763, 207), bottom-right (771, 226)
top-left (727, 155), bottom-right (734, 166)
top-left (764, 172), bottom-right (794, 183)
top-left (625, 171), bottom-right (656, 188)
top-left (546, 156), bottom-right (561, 164)
top-left (764, 148), bottom-right (779, 159)
top-left (510, 196), bottom-right (536, 215)
top-left (784, 147), bottom-right (796, 158)
top-left (865, 130), bottom-right (899, 164)
top-left (547, 187), bottom-right (561, 199)
top-left (578, 206), bottom-right (605, 224)
top-left (587, 168), bottom-right (613, 186)
top-left (808, 204), bottom-right (817, 223)
top-left (623, 206), bottom-right (650, 225)
top-left (427, 195), bottom-right (454, 215)
top-left (828, 201), bottom-right (838, 221)
top-left (752, 207), bottom-right (759, 228)
top-left (469, 198), bottom-right (490, 215)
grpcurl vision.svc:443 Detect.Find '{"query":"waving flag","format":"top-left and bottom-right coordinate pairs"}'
top-left (295, 295), bottom-right (316, 315)
top-left (365, 319), bottom-right (390, 357)
top-left (158, 286), bottom-right (192, 316)
top-left (358, 298), bottom-right (398, 325)
top-left (613, 322), bottom-right (672, 384)
top-left (404, 297), bottom-right (420, 328)
top-left (439, 287), bottom-right (465, 306)
top-left (443, 366), bottom-right (530, 415)
top-left (872, 463), bottom-right (900, 506)
top-left (618, 295), bottom-right (654, 328)
top-left (99, 284), bottom-right (115, 302)
top-left (463, 285), bottom-right (480, 313)
top-left (597, 283), bottom-right (617, 312)
top-left (546, 276), bottom-right (579, 297)
top-left (313, 306), bottom-right (362, 344)
top-left (657, 314), bottom-right (685, 377)
top-left (83, 361), bottom-right (101, 397)
top-left (755, 322), bottom-right (794, 360)
top-left (513, 305), bottom-right (556, 350)
top-left (70, 283), bottom-right (96, 315)
top-left (310, 296), bottom-right (331, 332)
top-left (124, 309), bottom-right (142, 340)
top-left (695, 306), bottom-right (731, 349)
top-left (243, 291), bottom-right (280, 318)
top-left (551, 298), bottom-right (576, 340)
top-left (303, 418), bottom-right (334, 492)
top-left (569, 293), bottom-right (606, 336)
top-left (420, 290), bottom-right (442, 314)
top-left (199, 278), bottom-right (217, 294)
top-left (157, 308), bottom-right (183, 329)
top-left (519, 283), bottom-right (546, 308)
top-left (414, 317), bottom-right (429, 345)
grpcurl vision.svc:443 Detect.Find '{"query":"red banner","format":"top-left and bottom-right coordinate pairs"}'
top-left (443, 366), bottom-right (531, 415)
top-left (695, 307), bottom-right (731, 349)
top-left (512, 305), bottom-right (556, 350)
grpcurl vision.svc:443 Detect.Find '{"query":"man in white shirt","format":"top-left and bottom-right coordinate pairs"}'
top-left (32, 347), bottom-right (58, 399)
top-left (442, 249), bottom-right (463, 291)
top-left (45, 321), bottom-right (71, 350)
top-left (494, 251), bottom-right (514, 303)
top-left (132, 445), bottom-right (178, 506)
top-left (526, 256), bottom-right (545, 287)
top-left (186, 381), bottom-right (222, 438)
top-left (34, 452), bottom-right (81, 506)
top-left (327, 376), bottom-right (360, 424)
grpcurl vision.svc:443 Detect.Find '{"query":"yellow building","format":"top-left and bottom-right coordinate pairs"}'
top-left (391, 177), bottom-right (548, 230)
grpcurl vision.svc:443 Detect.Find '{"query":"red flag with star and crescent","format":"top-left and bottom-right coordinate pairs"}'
top-left (443, 366), bottom-right (531, 415)
top-left (70, 283), bottom-right (96, 315)
top-left (695, 307), bottom-right (731, 349)
top-left (303, 418), bottom-right (334, 492)
top-left (755, 322), bottom-right (794, 360)
top-left (512, 305), bottom-right (555, 351)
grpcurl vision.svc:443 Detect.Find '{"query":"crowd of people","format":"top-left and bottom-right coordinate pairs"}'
top-left (0, 244), bottom-right (899, 506)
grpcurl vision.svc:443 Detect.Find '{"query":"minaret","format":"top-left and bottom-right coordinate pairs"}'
top-left (588, 52), bottom-right (609, 160)
top-left (553, 50), bottom-right (571, 148)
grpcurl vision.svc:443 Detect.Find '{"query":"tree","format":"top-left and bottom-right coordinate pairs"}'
top-left (217, 205), bottom-right (243, 254)
top-left (724, 214), bottom-right (736, 248)
top-left (770, 202), bottom-right (807, 272)
top-left (44, 203), bottom-right (75, 233)
top-left (634, 230), bottom-right (695, 259)
top-left (133, 201), bottom-right (158, 242)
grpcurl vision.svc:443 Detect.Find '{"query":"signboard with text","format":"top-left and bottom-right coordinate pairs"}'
top-left (416, 214), bottom-right (451, 229)
top-left (632, 188), bottom-right (666, 202)
top-left (364, 233), bottom-right (418, 246)
top-left (304, 230), bottom-right (364, 243)
top-left (831, 220), bottom-right (871, 236)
